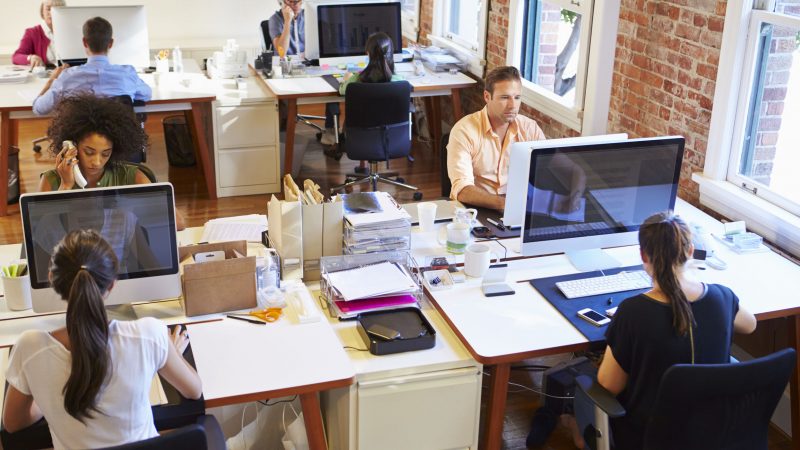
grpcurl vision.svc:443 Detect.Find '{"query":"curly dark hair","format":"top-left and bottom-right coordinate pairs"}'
top-left (46, 93), bottom-right (148, 162)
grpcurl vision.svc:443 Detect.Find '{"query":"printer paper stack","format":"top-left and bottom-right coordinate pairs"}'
top-left (342, 192), bottom-right (411, 255)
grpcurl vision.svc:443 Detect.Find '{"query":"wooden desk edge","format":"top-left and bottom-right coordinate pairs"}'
top-left (203, 375), bottom-right (356, 408)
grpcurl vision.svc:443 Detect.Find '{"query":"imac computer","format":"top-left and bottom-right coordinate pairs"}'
top-left (503, 134), bottom-right (629, 230)
top-left (20, 183), bottom-right (181, 313)
top-left (52, 6), bottom-right (150, 68)
top-left (304, 0), bottom-right (402, 66)
top-left (520, 136), bottom-right (685, 270)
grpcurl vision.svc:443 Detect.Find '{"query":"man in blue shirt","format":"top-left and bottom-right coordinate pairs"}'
top-left (267, 0), bottom-right (305, 57)
top-left (33, 16), bottom-right (151, 116)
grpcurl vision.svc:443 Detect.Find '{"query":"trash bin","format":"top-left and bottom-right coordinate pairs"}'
top-left (162, 115), bottom-right (197, 167)
top-left (7, 145), bottom-right (19, 205)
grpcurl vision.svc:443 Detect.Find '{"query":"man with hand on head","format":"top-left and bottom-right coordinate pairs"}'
top-left (447, 66), bottom-right (546, 211)
top-left (32, 16), bottom-right (151, 116)
top-left (268, 0), bottom-right (305, 58)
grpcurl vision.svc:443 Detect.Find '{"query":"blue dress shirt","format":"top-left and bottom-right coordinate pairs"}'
top-left (33, 55), bottom-right (152, 116)
top-left (267, 10), bottom-right (305, 55)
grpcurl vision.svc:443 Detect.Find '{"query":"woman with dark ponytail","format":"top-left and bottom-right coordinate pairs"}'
top-left (588, 211), bottom-right (756, 449)
top-left (3, 230), bottom-right (201, 449)
top-left (338, 31), bottom-right (403, 95)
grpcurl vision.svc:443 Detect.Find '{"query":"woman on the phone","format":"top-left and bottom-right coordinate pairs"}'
top-left (3, 230), bottom-right (202, 449)
top-left (575, 211), bottom-right (757, 449)
top-left (38, 93), bottom-right (150, 192)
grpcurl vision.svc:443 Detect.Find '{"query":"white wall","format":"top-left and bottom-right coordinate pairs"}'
top-left (1, 0), bottom-right (277, 55)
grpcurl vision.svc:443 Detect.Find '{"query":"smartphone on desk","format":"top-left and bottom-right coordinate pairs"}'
top-left (577, 308), bottom-right (611, 327)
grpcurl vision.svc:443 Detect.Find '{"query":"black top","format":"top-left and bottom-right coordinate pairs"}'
top-left (605, 283), bottom-right (739, 449)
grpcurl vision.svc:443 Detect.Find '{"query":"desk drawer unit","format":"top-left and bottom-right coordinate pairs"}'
top-left (213, 102), bottom-right (280, 197)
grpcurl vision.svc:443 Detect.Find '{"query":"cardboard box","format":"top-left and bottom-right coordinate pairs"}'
top-left (179, 241), bottom-right (256, 316)
top-left (302, 199), bottom-right (343, 281)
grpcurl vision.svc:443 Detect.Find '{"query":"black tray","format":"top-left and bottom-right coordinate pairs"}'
top-left (357, 307), bottom-right (436, 355)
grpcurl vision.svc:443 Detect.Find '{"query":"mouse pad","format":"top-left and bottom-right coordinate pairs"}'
top-left (529, 265), bottom-right (648, 343)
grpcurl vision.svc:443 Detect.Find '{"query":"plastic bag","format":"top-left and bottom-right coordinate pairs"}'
top-left (281, 403), bottom-right (309, 450)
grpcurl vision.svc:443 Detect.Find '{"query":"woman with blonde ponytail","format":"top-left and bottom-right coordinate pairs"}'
top-left (3, 230), bottom-right (201, 449)
top-left (590, 211), bottom-right (757, 449)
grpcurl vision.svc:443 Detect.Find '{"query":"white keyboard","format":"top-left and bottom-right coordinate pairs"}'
top-left (556, 270), bottom-right (652, 299)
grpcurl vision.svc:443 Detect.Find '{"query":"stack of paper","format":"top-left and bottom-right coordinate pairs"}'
top-left (323, 261), bottom-right (419, 319)
top-left (342, 192), bottom-right (411, 254)
top-left (200, 214), bottom-right (267, 243)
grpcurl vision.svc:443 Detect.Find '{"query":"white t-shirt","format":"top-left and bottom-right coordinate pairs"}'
top-left (6, 317), bottom-right (169, 450)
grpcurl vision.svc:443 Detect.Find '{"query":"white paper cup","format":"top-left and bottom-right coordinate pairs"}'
top-left (464, 244), bottom-right (500, 278)
top-left (417, 202), bottom-right (437, 232)
top-left (155, 59), bottom-right (169, 73)
top-left (3, 274), bottom-right (32, 311)
top-left (152, 72), bottom-right (161, 87)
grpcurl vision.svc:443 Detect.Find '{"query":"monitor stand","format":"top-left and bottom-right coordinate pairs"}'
top-left (566, 248), bottom-right (622, 272)
top-left (106, 304), bottom-right (138, 321)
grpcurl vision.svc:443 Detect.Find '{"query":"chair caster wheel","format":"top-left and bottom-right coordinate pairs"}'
top-left (345, 177), bottom-right (356, 184)
top-left (33, 145), bottom-right (41, 153)
top-left (396, 177), bottom-right (405, 183)
top-left (413, 192), bottom-right (423, 201)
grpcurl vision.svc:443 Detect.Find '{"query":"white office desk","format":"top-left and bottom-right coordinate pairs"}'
top-left (254, 66), bottom-right (477, 174)
top-left (0, 229), bottom-right (354, 450)
top-left (420, 199), bottom-right (800, 450)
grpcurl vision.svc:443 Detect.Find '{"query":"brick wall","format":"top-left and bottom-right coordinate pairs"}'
top-left (414, 0), bottom-right (736, 204)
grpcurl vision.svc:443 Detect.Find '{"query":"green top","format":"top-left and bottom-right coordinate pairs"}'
top-left (338, 72), bottom-right (405, 96)
top-left (41, 162), bottom-right (142, 190)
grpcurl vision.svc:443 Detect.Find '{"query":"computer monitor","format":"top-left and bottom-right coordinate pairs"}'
top-left (521, 136), bottom-right (685, 271)
top-left (52, 5), bottom-right (150, 69)
top-left (503, 134), bottom-right (629, 229)
top-left (304, 0), bottom-right (402, 65)
top-left (20, 183), bottom-right (181, 313)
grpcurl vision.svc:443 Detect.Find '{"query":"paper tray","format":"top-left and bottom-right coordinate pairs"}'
top-left (356, 307), bottom-right (436, 355)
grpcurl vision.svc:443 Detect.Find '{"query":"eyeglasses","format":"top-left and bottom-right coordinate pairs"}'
top-left (285, 0), bottom-right (302, 4)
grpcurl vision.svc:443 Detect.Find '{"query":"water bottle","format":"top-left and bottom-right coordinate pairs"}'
top-left (172, 46), bottom-right (184, 73)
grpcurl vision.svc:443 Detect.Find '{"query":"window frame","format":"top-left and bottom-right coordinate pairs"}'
top-left (696, 0), bottom-right (800, 257)
top-left (429, 0), bottom-right (489, 77)
top-left (505, 0), bottom-right (620, 134)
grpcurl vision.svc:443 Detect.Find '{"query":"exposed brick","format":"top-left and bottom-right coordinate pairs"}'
top-left (676, 23), bottom-right (702, 41)
top-left (762, 86), bottom-right (788, 102)
top-left (697, 63), bottom-right (718, 80)
top-left (678, 70), bottom-right (704, 91)
top-left (766, 102), bottom-right (785, 116)
top-left (759, 132), bottom-right (779, 146)
top-left (656, 3), bottom-right (681, 19)
top-left (664, 79), bottom-right (685, 97)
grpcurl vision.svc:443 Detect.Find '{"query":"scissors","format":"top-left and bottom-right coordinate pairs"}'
top-left (249, 307), bottom-right (282, 322)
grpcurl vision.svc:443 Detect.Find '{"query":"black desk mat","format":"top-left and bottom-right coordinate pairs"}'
top-left (475, 207), bottom-right (520, 239)
top-left (529, 265), bottom-right (649, 343)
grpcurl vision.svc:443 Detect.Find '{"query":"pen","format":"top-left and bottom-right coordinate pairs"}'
top-left (486, 217), bottom-right (506, 231)
top-left (227, 314), bottom-right (266, 325)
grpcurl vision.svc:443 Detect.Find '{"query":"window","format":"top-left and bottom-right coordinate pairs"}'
top-left (506, 0), bottom-right (620, 133)
top-left (429, 0), bottom-right (489, 76)
top-left (400, 0), bottom-right (420, 41)
top-left (698, 0), bottom-right (800, 256)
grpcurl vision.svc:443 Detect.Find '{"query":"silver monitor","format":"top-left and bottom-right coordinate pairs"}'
top-left (20, 183), bottom-right (181, 313)
top-left (52, 5), bottom-right (150, 68)
top-left (521, 136), bottom-right (685, 271)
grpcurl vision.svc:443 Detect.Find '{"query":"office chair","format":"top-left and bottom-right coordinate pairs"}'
top-left (575, 348), bottom-right (796, 450)
top-left (330, 81), bottom-right (420, 198)
top-left (98, 415), bottom-right (226, 450)
top-left (441, 132), bottom-right (451, 198)
top-left (259, 19), bottom-right (336, 141)
top-left (114, 95), bottom-right (148, 163)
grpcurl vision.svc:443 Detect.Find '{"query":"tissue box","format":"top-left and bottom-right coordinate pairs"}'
top-left (179, 241), bottom-right (256, 316)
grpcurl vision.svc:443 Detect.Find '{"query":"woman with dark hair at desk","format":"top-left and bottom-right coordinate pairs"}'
top-left (571, 211), bottom-right (757, 449)
top-left (3, 230), bottom-right (202, 449)
top-left (13, 0), bottom-right (67, 69)
top-left (327, 32), bottom-right (405, 160)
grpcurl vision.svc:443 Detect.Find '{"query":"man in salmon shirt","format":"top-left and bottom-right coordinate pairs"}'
top-left (447, 66), bottom-right (546, 211)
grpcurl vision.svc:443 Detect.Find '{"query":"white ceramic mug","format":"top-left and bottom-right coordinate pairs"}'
top-left (464, 244), bottom-right (500, 278)
top-left (417, 202), bottom-right (438, 232)
top-left (3, 273), bottom-right (32, 311)
top-left (438, 222), bottom-right (471, 254)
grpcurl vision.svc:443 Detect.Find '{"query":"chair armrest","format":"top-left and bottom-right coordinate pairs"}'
top-left (196, 415), bottom-right (226, 450)
top-left (576, 375), bottom-right (626, 418)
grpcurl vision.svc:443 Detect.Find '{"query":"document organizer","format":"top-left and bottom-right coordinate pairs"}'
top-left (320, 251), bottom-right (422, 319)
top-left (357, 307), bottom-right (436, 355)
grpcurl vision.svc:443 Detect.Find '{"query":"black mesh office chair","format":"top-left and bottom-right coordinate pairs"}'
top-left (259, 19), bottom-right (335, 139)
top-left (114, 95), bottom-right (148, 163)
top-left (575, 348), bottom-right (796, 450)
top-left (330, 81), bottom-right (420, 197)
top-left (441, 132), bottom-right (451, 198)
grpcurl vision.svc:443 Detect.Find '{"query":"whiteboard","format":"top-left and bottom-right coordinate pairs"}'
top-left (1, 0), bottom-right (276, 55)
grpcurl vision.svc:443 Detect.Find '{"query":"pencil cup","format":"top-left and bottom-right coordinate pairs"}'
top-left (3, 273), bottom-right (32, 311)
top-left (155, 59), bottom-right (170, 74)
top-left (417, 202), bottom-right (437, 232)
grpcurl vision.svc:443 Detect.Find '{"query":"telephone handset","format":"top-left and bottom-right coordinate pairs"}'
top-left (62, 140), bottom-right (87, 189)
top-left (691, 224), bottom-right (727, 270)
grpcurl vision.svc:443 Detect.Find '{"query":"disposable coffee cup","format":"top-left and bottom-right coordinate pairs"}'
top-left (417, 202), bottom-right (437, 232)
top-left (3, 273), bottom-right (32, 311)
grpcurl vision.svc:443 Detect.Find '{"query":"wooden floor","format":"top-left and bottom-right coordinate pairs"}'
top-left (0, 108), bottom-right (793, 449)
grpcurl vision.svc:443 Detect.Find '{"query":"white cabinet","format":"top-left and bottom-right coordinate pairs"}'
top-left (321, 300), bottom-right (482, 450)
top-left (211, 78), bottom-right (281, 197)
